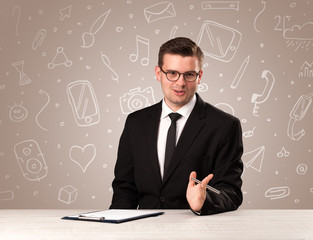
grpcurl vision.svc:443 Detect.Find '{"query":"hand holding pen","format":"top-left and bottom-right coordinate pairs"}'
top-left (191, 177), bottom-right (220, 194)
top-left (186, 171), bottom-right (220, 212)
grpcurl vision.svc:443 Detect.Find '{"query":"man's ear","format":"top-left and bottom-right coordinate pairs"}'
top-left (155, 66), bottom-right (161, 82)
top-left (197, 70), bottom-right (203, 84)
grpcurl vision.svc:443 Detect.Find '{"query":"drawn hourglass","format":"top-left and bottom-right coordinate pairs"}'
top-left (12, 60), bottom-right (32, 85)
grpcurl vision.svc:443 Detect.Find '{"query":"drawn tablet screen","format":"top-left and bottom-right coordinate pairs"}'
top-left (197, 21), bottom-right (242, 62)
top-left (67, 80), bottom-right (100, 126)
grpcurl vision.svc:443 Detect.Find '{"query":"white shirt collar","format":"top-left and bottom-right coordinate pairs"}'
top-left (161, 95), bottom-right (197, 119)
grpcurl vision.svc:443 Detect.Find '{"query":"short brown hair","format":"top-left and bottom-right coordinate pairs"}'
top-left (158, 37), bottom-right (204, 70)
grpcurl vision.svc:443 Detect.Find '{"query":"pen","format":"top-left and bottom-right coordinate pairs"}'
top-left (191, 177), bottom-right (220, 194)
top-left (79, 214), bottom-right (105, 221)
top-left (231, 55), bottom-right (250, 89)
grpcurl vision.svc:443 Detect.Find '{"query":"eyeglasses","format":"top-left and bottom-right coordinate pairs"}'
top-left (160, 67), bottom-right (200, 82)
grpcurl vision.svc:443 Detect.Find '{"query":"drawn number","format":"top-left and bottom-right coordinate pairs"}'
top-left (274, 15), bottom-right (292, 31)
top-left (274, 15), bottom-right (282, 31)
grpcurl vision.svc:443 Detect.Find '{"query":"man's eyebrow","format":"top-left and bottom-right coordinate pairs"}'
top-left (165, 69), bottom-right (196, 73)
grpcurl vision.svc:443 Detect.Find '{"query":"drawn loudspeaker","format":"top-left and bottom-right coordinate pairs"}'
top-left (14, 140), bottom-right (48, 181)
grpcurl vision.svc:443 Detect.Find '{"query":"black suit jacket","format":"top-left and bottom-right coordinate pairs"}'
top-left (110, 94), bottom-right (243, 215)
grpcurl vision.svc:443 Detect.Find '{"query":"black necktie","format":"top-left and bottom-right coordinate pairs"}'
top-left (164, 113), bottom-right (182, 176)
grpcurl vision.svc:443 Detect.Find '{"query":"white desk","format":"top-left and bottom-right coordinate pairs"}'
top-left (0, 209), bottom-right (312, 240)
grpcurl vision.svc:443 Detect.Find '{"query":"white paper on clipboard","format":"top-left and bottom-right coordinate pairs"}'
top-left (62, 209), bottom-right (164, 223)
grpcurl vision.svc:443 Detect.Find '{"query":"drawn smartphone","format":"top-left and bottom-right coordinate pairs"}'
top-left (196, 21), bottom-right (242, 62)
top-left (14, 139), bottom-right (48, 181)
top-left (290, 95), bottom-right (311, 120)
top-left (67, 80), bottom-right (100, 127)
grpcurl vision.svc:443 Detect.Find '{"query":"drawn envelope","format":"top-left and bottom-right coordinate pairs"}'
top-left (144, 1), bottom-right (176, 23)
top-left (196, 21), bottom-right (242, 62)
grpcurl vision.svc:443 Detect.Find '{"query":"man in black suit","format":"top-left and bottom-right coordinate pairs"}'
top-left (110, 37), bottom-right (243, 215)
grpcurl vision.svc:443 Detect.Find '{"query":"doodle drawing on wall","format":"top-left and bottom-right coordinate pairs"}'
top-left (67, 80), bottom-right (100, 127)
top-left (14, 140), bottom-right (48, 181)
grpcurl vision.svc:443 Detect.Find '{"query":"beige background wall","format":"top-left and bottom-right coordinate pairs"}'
top-left (0, 0), bottom-right (312, 209)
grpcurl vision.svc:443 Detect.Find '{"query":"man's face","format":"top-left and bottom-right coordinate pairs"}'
top-left (155, 54), bottom-right (202, 111)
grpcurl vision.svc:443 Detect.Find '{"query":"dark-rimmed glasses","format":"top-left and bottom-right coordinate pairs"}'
top-left (160, 67), bottom-right (200, 82)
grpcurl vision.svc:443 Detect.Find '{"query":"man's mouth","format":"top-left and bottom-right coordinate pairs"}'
top-left (174, 90), bottom-right (185, 95)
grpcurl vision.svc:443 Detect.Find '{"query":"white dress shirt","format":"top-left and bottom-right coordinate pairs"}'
top-left (157, 95), bottom-right (197, 179)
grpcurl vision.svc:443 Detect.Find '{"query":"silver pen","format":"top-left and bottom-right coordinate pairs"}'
top-left (191, 177), bottom-right (220, 195)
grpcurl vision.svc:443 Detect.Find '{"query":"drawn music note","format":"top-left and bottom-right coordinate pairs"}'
top-left (130, 35), bottom-right (149, 66)
top-left (100, 51), bottom-right (119, 82)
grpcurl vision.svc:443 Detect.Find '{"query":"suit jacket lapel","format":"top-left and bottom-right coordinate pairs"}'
top-left (162, 94), bottom-right (206, 185)
top-left (147, 101), bottom-right (163, 186)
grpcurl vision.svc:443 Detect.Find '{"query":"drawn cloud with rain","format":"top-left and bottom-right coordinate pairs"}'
top-left (283, 22), bottom-right (313, 40)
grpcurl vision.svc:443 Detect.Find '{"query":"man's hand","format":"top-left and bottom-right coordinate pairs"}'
top-left (186, 171), bottom-right (213, 212)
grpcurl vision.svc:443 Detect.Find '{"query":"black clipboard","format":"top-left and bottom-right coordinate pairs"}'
top-left (62, 209), bottom-right (164, 224)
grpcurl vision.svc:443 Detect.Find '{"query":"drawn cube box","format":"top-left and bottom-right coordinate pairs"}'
top-left (58, 185), bottom-right (78, 204)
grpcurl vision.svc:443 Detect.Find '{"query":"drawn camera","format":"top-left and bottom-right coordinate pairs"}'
top-left (120, 87), bottom-right (155, 114)
top-left (14, 140), bottom-right (48, 181)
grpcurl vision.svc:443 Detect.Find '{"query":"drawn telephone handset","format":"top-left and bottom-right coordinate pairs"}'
top-left (287, 92), bottom-right (313, 141)
top-left (14, 139), bottom-right (48, 181)
top-left (67, 80), bottom-right (100, 127)
top-left (251, 70), bottom-right (275, 116)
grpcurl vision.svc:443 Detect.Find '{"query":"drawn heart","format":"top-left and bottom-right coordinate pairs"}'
top-left (69, 144), bottom-right (96, 173)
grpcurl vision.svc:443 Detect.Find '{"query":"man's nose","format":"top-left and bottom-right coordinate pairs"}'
top-left (176, 74), bottom-right (186, 85)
